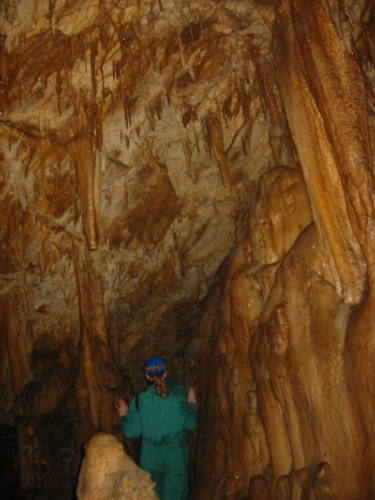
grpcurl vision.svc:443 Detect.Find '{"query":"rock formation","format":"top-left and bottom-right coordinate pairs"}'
top-left (76, 432), bottom-right (157, 500)
top-left (0, 0), bottom-right (375, 498)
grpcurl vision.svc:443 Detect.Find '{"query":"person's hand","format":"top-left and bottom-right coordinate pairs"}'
top-left (187, 387), bottom-right (197, 404)
top-left (116, 398), bottom-right (129, 417)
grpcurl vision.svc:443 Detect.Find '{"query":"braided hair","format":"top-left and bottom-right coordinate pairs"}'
top-left (147, 371), bottom-right (169, 399)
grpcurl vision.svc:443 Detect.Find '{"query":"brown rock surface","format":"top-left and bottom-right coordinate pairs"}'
top-left (0, 0), bottom-right (374, 499)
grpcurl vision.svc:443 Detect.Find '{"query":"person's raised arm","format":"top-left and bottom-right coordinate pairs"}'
top-left (116, 397), bottom-right (141, 439)
top-left (185, 387), bottom-right (197, 431)
top-left (116, 398), bottom-right (128, 417)
top-left (187, 387), bottom-right (197, 404)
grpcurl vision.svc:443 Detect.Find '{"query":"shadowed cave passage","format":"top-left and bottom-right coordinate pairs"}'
top-left (0, 426), bottom-right (20, 499)
top-left (1, 0), bottom-right (375, 498)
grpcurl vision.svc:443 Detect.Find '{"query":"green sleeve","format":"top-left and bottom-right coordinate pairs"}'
top-left (120, 398), bottom-right (142, 439)
top-left (185, 402), bottom-right (198, 431)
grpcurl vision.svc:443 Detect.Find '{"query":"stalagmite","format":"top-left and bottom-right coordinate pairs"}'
top-left (76, 433), bottom-right (157, 500)
top-left (74, 248), bottom-right (110, 431)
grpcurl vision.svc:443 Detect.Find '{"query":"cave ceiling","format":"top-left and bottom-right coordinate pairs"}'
top-left (0, 0), bottom-right (290, 391)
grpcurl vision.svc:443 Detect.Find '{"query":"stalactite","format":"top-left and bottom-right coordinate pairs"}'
top-left (99, 23), bottom-right (110, 51)
top-left (243, 55), bottom-right (251, 85)
top-left (155, 93), bottom-right (162, 120)
top-left (321, 0), bottom-right (355, 55)
top-left (205, 111), bottom-right (231, 188)
top-left (123, 96), bottom-right (132, 128)
top-left (224, 122), bottom-right (247, 157)
top-left (182, 127), bottom-right (192, 170)
top-left (191, 121), bottom-right (200, 153)
top-left (241, 136), bottom-right (248, 156)
top-left (67, 37), bottom-right (74, 68)
top-left (146, 105), bottom-right (156, 131)
top-left (112, 59), bottom-right (116, 81)
top-left (149, 40), bottom-right (157, 71)
top-left (177, 36), bottom-right (196, 82)
top-left (17, 37), bottom-right (24, 106)
top-left (114, 80), bottom-right (122, 104)
top-left (80, 32), bottom-right (85, 63)
top-left (69, 82), bottom-right (80, 115)
top-left (0, 32), bottom-right (9, 116)
top-left (95, 100), bottom-right (103, 151)
top-left (116, 60), bottom-right (121, 81)
top-left (197, 264), bottom-right (208, 298)
top-left (48, 0), bottom-right (56, 37)
top-left (235, 78), bottom-right (251, 121)
top-left (90, 39), bottom-right (98, 98)
top-left (8, 201), bottom-right (24, 268)
top-left (100, 65), bottom-right (105, 97)
top-left (83, 99), bottom-right (95, 138)
top-left (247, 41), bottom-right (280, 126)
top-left (79, 33), bottom-right (87, 73)
top-left (94, 150), bottom-right (102, 241)
top-left (88, 275), bottom-right (108, 344)
top-left (201, 118), bottom-right (212, 158)
top-left (55, 70), bottom-right (62, 115)
top-left (363, 5), bottom-right (375, 65)
top-left (70, 136), bottom-right (99, 250)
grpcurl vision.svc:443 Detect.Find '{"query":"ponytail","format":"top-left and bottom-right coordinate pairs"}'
top-left (149, 372), bottom-right (169, 399)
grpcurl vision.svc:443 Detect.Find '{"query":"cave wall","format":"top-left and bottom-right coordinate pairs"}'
top-left (0, 0), bottom-right (374, 498)
top-left (192, 0), bottom-right (375, 499)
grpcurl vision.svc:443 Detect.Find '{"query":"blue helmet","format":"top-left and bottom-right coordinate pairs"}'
top-left (144, 355), bottom-right (167, 374)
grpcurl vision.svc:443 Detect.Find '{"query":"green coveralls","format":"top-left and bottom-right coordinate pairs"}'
top-left (120, 379), bottom-right (197, 500)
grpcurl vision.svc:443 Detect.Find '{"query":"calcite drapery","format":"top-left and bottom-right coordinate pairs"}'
top-left (275, 0), bottom-right (372, 305)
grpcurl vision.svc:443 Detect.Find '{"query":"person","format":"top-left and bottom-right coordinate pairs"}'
top-left (116, 355), bottom-right (197, 500)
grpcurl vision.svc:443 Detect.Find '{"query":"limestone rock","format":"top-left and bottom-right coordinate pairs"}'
top-left (76, 433), bottom-right (158, 500)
